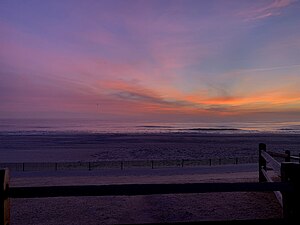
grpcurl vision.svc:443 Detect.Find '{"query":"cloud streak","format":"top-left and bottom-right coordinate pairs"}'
top-left (238, 0), bottom-right (296, 21)
top-left (1, 0), bottom-right (300, 121)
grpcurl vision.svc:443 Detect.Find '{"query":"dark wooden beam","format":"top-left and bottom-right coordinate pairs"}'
top-left (9, 182), bottom-right (292, 199)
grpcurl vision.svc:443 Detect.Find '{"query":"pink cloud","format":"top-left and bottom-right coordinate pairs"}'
top-left (238, 0), bottom-right (296, 21)
top-left (149, 39), bottom-right (212, 70)
top-left (2, 8), bottom-right (300, 120)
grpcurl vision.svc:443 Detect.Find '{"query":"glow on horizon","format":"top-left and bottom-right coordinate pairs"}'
top-left (1, 0), bottom-right (300, 122)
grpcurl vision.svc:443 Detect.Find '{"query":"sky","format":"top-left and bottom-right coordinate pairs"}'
top-left (1, 0), bottom-right (300, 122)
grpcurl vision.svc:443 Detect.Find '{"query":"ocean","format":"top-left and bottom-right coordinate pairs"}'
top-left (1, 118), bottom-right (300, 163)
top-left (1, 118), bottom-right (300, 134)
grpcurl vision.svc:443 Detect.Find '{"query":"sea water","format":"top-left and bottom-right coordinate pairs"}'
top-left (0, 118), bottom-right (300, 134)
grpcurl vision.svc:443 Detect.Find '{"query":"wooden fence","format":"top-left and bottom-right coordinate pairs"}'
top-left (1, 143), bottom-right (300, 225)
top-left (258, 143), bottom-right (300, 219)
top-left (0, 156), bottom-right (258, 172)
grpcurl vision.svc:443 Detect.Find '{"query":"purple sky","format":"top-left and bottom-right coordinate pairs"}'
top-left (1, 0), bottom-right (300, 122)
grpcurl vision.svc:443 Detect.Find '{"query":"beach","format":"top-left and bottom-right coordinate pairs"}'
top-left (2, 0), bottom-right (300, 223)
top-left (1, 132), bottom-right (298, 224)
top-left (1, 132), bottom-right (300, 162)
top-left (9, 165), bottom-right (282, 225)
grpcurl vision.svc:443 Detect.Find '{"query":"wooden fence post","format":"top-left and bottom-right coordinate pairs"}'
top-left (281, 162), bottom-right (300, 220)
top-left (0, 168), bottom-right (10, 225)
top-left (285, 150), bottom-right (291, 162)
top-left (259, 143), bottom-right (267, 182)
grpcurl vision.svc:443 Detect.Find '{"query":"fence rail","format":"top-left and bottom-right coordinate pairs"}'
top-left (0, 156), bottom-right (259, 172)
top-left (258, 143), bottom-right (300, 219)
top-left (1, 144), bottom-right (300, 225)
top-left (7, 182), bottom-right (292, 199)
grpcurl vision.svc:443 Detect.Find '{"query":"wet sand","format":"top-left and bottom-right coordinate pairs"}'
top-left (1, 132), bottom-right (300, 162)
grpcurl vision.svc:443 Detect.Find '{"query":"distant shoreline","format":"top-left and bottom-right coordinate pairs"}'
top-left (1, 119), bottom-right (300, 135)
top-left (2, 130), bottom-right (300, 135)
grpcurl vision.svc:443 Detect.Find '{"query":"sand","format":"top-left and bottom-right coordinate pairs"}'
top-left (1, 133), bottom-right (300, 162)
top-left (9, 165), bottom-right (283, 225)
top-left (1, 132), bottom-right (294, 224)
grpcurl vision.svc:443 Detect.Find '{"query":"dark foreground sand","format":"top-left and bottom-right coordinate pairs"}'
top-left (9, 166), bottom-right (282, 225)
top-left (11, 192), bottom-right (281, 225)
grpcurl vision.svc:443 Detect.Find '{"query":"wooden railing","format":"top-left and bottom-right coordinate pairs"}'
top-left (1, 143), bottom-right (300, 225)
top-left (258, 143), bottom-right (300, 219)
